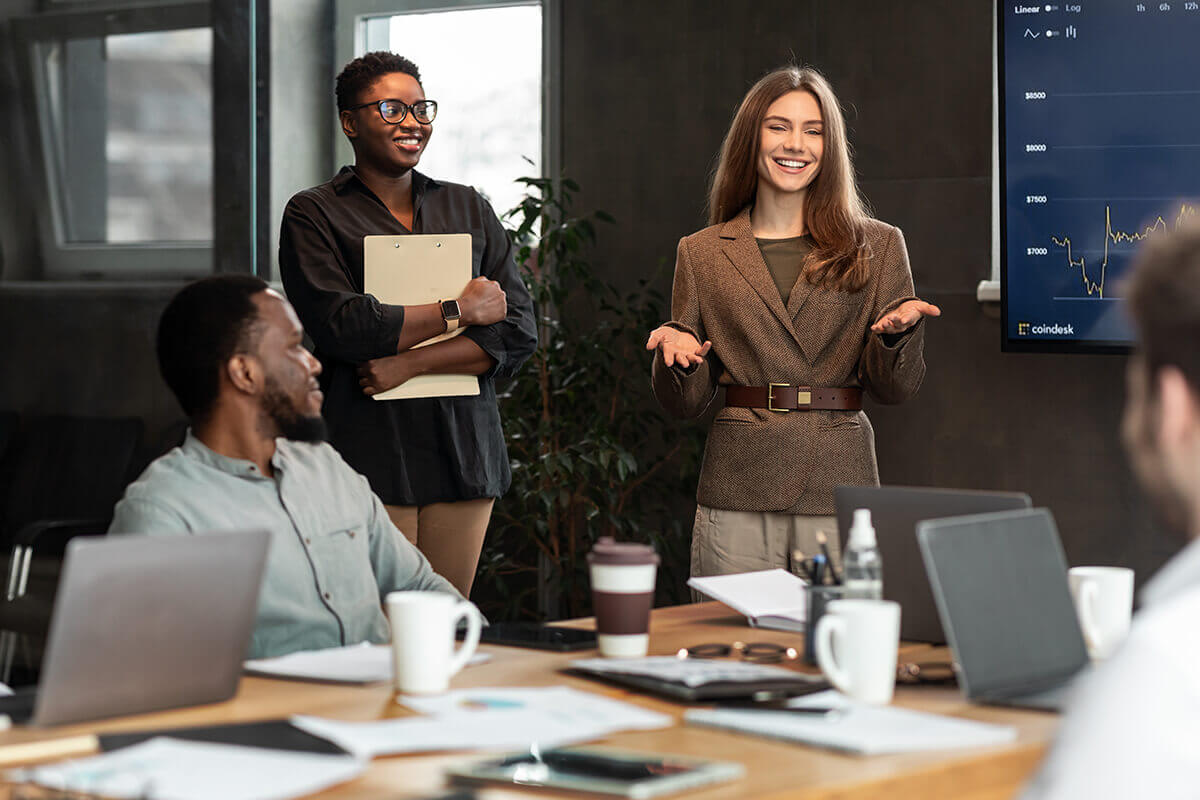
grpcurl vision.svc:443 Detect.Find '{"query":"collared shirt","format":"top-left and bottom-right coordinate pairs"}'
top-left (1020, 536), bottom-right (1200, 799)
top-left (108, 432), bottom-right (461, 659)
top-left (278, 167), bottom-right (538, 506)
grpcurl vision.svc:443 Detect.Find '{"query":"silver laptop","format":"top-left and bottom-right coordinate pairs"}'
top-left (18, 530), bottom-right (268, 726)
top-left (834, 485), bottom-right (1032, 643)
top-left (917, 508), bottom-right (1090, 711)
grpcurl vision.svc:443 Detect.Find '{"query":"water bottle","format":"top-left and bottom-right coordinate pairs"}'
top-left (843, 508), bottom-right (883, 600)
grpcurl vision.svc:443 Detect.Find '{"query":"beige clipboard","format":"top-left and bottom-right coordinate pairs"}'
top-left (363, 234), bottom-right (480, 400)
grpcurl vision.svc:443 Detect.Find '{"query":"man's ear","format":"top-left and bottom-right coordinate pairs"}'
top-left (340, 110), bottom-right (358, 140)
top-left (226, 354), bottom-right (261, 395)
top-left (1156, 366), bottom-right (1200, 449)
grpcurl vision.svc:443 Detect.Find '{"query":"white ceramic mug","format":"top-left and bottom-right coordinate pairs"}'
top-left (1068, 566), bottom-right (1134, 660)
top-left (814, 599), bottom-right (901, 705)
top-left (386, 591), bottom-right (482, 694)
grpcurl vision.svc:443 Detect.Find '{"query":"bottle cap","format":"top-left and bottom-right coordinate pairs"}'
top-left (847, 508), bottom-right (876, 549)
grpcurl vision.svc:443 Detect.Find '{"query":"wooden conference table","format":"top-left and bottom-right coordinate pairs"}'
top-left (0, 603), bottom-right (1059, 800)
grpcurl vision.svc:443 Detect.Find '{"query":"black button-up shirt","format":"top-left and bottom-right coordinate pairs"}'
top-left (279, 167), bottom-right (537, 505)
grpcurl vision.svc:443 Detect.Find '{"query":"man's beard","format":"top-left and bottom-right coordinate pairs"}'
top-left (262, 377), bottom-right (327, 443)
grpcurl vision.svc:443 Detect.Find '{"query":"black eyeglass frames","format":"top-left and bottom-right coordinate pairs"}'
top-left (346, 98), bottom-right (438, 125)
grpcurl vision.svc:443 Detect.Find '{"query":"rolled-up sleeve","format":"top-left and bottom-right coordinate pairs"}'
top-left (279, 195), bottom-right (406, 363)
top-left (460, 196), bottom-right (538, 380)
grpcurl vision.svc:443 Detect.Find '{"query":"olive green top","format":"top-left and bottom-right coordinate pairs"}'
top-left (756, 234), bottom-right (814, 305)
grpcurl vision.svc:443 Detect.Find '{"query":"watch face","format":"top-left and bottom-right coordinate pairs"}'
top-left (441, 299), bottom-right (461, 320)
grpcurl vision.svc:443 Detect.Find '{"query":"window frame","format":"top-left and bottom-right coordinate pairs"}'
top-left (10, 2), bottom-right (214, 281)
top-left (331, 0), bottom-right (560, 192)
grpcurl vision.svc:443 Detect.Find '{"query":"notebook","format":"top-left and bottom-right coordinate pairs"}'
top-left (362, 233), bottom-right (479, 400)
top-left (686, 569), bottom-right (808, 632)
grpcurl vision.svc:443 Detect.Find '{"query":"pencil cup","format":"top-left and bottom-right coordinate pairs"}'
top-left (386, 591), bottom-right (481, 695)
top-left (803, 585), bottom-right (845, 665)
top-left (588, 537), bottom-right (660, 657)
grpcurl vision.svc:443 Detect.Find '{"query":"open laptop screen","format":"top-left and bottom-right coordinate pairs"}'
top-left (917, 509), bottom-right (1089, 699)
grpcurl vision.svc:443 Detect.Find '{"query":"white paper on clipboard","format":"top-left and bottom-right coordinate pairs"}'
top-left (363, 234), bottom-right (481, 400)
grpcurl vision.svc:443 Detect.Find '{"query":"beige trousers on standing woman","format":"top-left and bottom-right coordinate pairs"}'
top-left (690, 505), bottom-right (840, 600)
top-left (385, 498), bottom-right (495, 598)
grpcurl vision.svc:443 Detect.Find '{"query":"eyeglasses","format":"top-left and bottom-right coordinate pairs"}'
top-left (346, 98), bottom-right (438, 125)
top-left (678, 641), bottom-right (801, 664)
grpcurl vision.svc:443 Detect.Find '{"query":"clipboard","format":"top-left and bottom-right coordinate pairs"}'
top-left (363, 234), bottom-right (481, 400)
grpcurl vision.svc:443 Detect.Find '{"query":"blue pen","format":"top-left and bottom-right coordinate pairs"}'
top-left (812, 554), bottom-right (827, 586)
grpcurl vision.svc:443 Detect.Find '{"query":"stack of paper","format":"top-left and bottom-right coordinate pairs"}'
top-left (244, 642), bottom-right (490, 684)
top-left (292, 687), bottom-right (673, 758)
top-left (687, 569), bottom-right (808, 632)
top-left (11, 737), bottom-right (365, 800)
top-left (685, 690), bottom-right (1018, 755)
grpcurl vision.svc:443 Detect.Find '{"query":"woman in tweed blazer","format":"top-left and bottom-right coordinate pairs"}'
top-left (648, 66), bottom-right (940, 579)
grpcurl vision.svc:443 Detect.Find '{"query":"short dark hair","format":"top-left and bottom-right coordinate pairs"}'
top-left (1127, 218), bottom-right (1200, 394)
top-left (157, 275), bottom-right (270, 420)
top-left (335, 52), bottom-right (422, 112)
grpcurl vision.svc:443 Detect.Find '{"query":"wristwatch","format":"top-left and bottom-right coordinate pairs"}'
top-left (440, 298), bottom-right (462, 332)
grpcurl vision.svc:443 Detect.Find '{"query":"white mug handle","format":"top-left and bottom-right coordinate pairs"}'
top-left (1077, 579), bottom-right (1103, 655)
top-left (815, 614), bottom-right (854, 695)
top-left (447, 601), bottom-right (482, 676)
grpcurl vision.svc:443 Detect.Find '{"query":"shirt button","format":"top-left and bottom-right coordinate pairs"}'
top-left (348, 531), bottom-right (355, 539)
top-left (324, 592), bottom-right (332, 600)
top-left (305, 538), bottom-right (312, 545)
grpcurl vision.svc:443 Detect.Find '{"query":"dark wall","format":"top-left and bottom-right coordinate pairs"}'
top-left (559, 0), bottom-right (1182, 584)
top-left (0, 0), bottom-right (1178, 586)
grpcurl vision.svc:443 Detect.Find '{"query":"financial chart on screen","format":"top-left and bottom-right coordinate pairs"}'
top-left (1000, 0), bottom-right (1200, 352)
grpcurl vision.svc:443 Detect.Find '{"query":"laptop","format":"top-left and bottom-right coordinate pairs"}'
top-left (917, 508), bottom-right (1090, 711)
top-left (834, 486), bottom-right (1032, 643)
top-left (0, 530), bottom-right (268, 726)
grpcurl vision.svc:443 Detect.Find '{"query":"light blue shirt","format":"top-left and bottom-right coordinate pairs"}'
top-left (109, 432), bottom-right (461, 658)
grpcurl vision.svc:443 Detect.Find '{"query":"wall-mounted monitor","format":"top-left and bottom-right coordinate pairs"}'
top-left (998, 0), bottom-right (1199, 353)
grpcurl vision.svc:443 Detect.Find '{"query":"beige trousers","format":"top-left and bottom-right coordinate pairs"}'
top-left (690, 505), bottom-right (840, 600)
top-left (385, 498), bottom-right (495, 598)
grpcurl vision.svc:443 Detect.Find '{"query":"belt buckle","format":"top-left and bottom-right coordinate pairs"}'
top-left (768, 383), bottom-right (791, 413)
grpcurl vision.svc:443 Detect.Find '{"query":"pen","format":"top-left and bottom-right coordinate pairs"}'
top-left (815, 531), bottom-right (841, 585)
top-left (811, 554), bottom-right (827, 586)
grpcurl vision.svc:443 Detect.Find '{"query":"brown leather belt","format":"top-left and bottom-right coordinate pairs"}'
top-left (725, 384), bottom-right (863, 412)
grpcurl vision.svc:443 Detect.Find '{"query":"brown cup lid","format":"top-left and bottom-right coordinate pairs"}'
top-left (587, 536), bottom-right (660, 566)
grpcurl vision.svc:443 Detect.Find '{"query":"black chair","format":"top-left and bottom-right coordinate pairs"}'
top-left (0, 415), bottom-right (143, 683)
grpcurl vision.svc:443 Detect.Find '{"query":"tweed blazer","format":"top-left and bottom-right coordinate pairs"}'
top-left (651, 207), bottom-right (926, 516)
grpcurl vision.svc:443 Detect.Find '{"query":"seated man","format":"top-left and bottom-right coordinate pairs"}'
top-left (1021, 222), bottom-right (1200, 798)
top-left (109, 275), bottom-right (462, 658)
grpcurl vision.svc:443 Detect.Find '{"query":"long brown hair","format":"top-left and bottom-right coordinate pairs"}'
top-left (708, 66), bottom-right (871, 292)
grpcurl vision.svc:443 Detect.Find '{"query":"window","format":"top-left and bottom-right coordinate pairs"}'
top-left (335, 0), bottom-right (556, 220)
top-left (11, 4), bottom-right (213, 280)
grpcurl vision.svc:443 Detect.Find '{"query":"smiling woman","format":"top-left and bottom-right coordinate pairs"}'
top-left (277, 52), bottom-right (538, 599)
top-left (646, 66), bottom-right (940, 582)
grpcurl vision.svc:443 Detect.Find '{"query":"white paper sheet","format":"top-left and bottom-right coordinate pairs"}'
top-left (244, 642), bottom-right (491, 684)
top-left (684, 690), bottom-right (1018, 755)
top-left (292, 687), bottom-right (672, 758)
top-left (11, 737), bottom-right (365, 800)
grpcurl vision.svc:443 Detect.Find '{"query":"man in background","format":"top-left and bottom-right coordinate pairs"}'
top-left (1022, 222), bottom-right (1200, 797)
